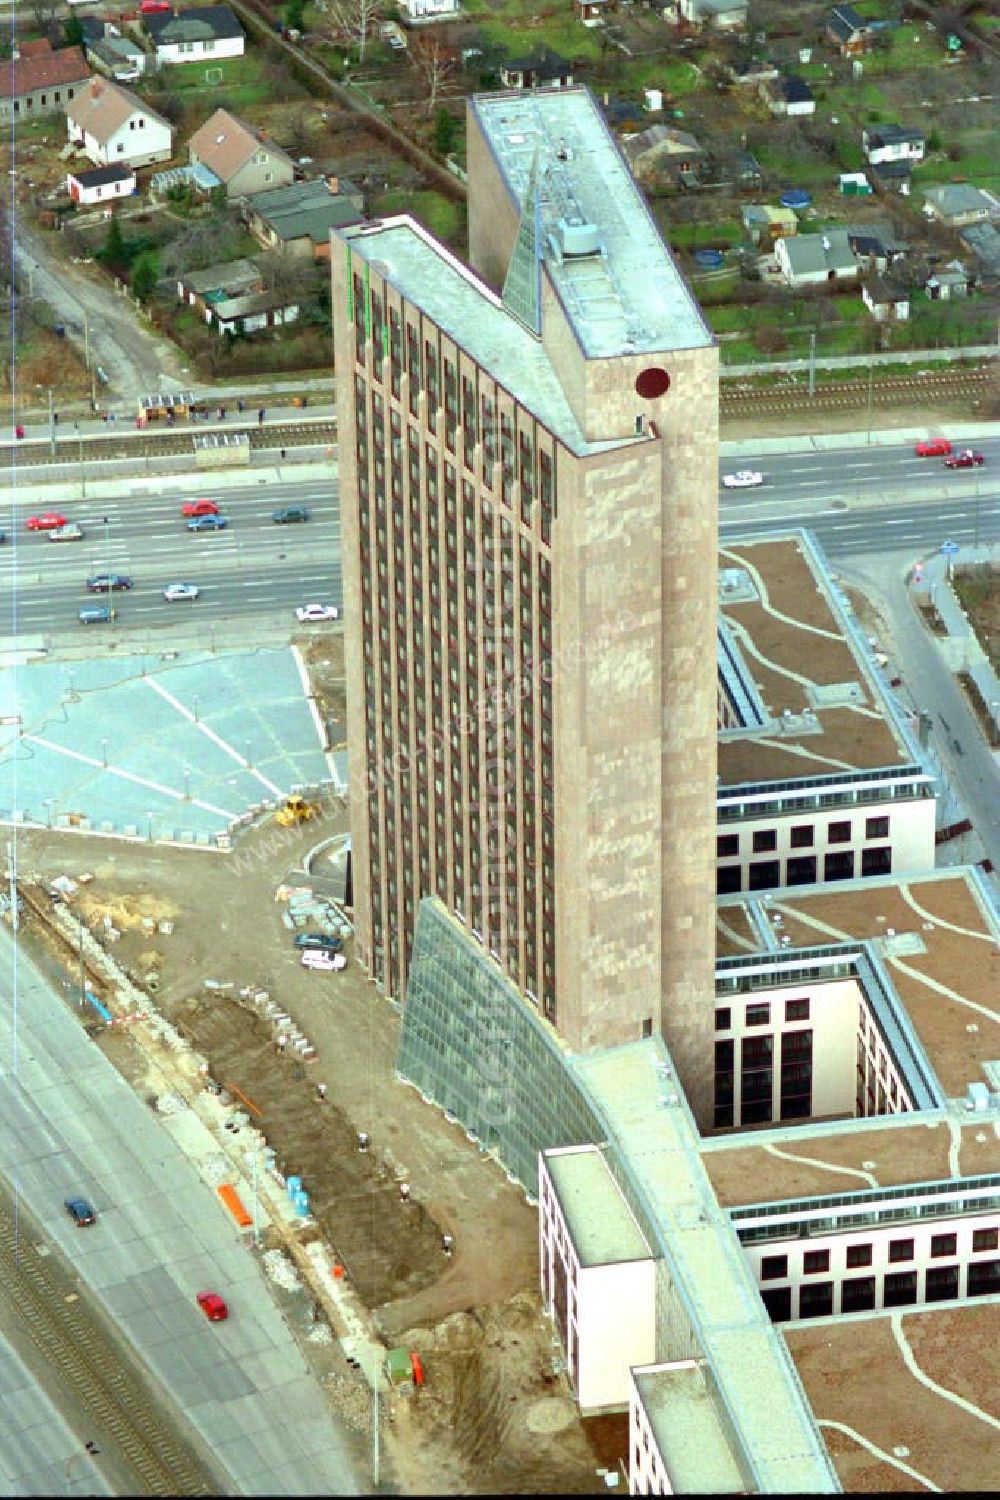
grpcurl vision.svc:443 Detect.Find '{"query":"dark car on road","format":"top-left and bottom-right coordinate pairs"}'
top-left (64, 1196), bottom-right (96, 1227)
top-left (186, 514), bottom-right (229, 532)
top-left (943, 449), bottom-right (985, 469)
top-left (272, 506), bottom-right (309, 524)
top-left (293, 932), bottom-right (344, 953)
top-left (87, 573), bottom-right (133, 592)
top-left (79, 606), bottom-right (117, 625)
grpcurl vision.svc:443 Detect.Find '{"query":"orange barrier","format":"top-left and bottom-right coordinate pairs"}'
top-left (225, 1082), bottom-right (263, 1117)
top-left (217, 1183), bottom-right (253, 1228)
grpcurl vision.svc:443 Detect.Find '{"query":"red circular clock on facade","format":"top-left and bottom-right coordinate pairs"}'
top-left (634, 367), bottom-right (671, 399)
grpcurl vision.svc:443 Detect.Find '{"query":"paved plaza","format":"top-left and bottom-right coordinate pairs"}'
top-left (0, 649), bottom-right (335, 847)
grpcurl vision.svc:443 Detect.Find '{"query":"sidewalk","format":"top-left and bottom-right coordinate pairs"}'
top-left (723, 343), bottom-right (999, 376)
top-left (912, 543), bottom-right (1000, 741)
top-left (720, 421), bottom-right (1000, 457)
top-left (9, 401), bottom-right (335, 444)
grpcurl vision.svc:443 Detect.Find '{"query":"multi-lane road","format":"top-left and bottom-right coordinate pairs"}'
top-left (1, 438), bottom-right (997, 634)
top-left (1, 477), bottom-right (341, 632)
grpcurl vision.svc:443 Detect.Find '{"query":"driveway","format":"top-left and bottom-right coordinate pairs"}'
top-left (14, 220), bottom-right (188, 401)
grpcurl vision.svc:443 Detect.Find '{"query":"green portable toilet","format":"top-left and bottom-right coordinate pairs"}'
top-left (385, 1347), bottom-right (413, 1388)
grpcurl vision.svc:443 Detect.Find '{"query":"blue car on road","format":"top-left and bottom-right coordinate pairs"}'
top-left (186, 514), bottom-right (229, 532)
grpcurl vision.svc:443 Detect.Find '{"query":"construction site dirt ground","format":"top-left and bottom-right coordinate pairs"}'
top-left (10, 803), bottom-right (626, 1494)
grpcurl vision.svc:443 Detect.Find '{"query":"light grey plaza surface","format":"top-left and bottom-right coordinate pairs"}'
top-left (0, 648), bottom-right (335, 845)
top-left (0, 928), bottom-right (363, 1495)
top-left (0, 1337), bottom-right (112, 1498)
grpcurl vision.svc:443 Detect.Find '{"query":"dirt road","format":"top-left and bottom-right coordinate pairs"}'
top-left (14, 221), bottom-right (188, 400)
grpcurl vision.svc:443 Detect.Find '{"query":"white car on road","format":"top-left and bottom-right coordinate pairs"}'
top-left (722, 470), bottom-right (764, 489)
top-left (296, 603), bottom-right (340, 623)
top-left (163, 582), bottom-right (200, 602)
top-left (48, 523), bottom-right (84, 542)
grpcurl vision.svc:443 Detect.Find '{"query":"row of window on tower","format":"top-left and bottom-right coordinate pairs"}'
top-left (352, 359), bottom-right (558, 1019)
top-left (354, 277), bottom-right (556, 542)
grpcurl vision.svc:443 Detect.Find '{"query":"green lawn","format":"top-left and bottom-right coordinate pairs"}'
top-left (752, 143), bottom-right (831, 190)
top-left (467, 1), bottom-right (605, 62)
top-left (665, 220), bottom-right (742, 250)
top-left (861, 25), bottom-right (938, 73)
top-left (826, 79), bottom-right (891, 116)
top-left (626, 57), bottom-right (704, 97)
top-left (373, 189), bottom-right (464, 246)
top-left (137, 52), bottom-right (301, 111)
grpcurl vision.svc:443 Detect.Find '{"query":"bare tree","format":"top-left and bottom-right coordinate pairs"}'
top-left (324, 0), bottom-right (384, 64)
top-left (29, 0), bottom-right (60, 30)
top-left (257, 248), bottom-right (323, 306)
top-left (411, 35), bottom-right (456, 115)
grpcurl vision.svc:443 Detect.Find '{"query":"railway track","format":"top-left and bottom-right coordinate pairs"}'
top-left (0, 1193), bottom-right (217, 1496)
top-left (721, 364), bottom-right (994, 415)
top-left (1, 419), bottom-right (336, 471)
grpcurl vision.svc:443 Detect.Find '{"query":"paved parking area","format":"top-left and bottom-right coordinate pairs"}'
top-left (0, 649), bottom-right (332, 846)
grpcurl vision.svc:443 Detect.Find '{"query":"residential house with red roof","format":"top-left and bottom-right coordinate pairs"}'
top-left (0, 38), bottom-right (90, 125)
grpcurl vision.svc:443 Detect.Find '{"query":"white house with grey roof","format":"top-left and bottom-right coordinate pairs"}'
top-left (862, 124), bottom-right (924, 165)
top-left (922, 183), bottom-right (995, 228)
top-left (677, 0), bottom-right (748, 27)
top-left (775, 229), bottom-right (858, 285)
top-left (144, 6), bottom-right (245, 66)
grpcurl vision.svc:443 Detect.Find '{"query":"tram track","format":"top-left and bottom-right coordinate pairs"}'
top-left (1, 419), bottom-right (336, 472)
top-left (720, 364), bottom-right (994, 416)
top-left (0, 1192), bottom-right (218, 1495)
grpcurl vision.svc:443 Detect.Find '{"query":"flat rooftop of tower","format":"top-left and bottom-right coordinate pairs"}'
top-left (717, 868), bottom-right (999, 1099)
top-left (470, 87), bottom-right (712, 358)
top-left (338, 214), bottom-right (635, 457)
top-left (544, 1145), bottom-right (651, 1267)
top-left (718, 534), bottom-right (923, 789)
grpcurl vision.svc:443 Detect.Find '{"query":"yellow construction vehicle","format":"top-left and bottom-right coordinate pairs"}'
top-left (275, 794), bottom-right (319, 827)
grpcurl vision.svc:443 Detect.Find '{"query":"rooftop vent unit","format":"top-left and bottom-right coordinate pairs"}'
top-left (559, 218), bottom-right (600, 258)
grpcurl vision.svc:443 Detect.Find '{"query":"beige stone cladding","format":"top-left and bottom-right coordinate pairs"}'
top-left (552, 440), bottom-right (665, 1055)
top-left (465, 102), bottom-right (521, 295)
top-left (546, 348), bottom-right (718, 1127)
top-left (330, 246), bottom-right (374, 979)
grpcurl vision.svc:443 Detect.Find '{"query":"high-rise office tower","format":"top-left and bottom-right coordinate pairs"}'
top-left (331, 87), bottom-right (719, 1122)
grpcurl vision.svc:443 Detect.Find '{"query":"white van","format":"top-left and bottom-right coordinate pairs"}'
top-left (301, 949), bottom-right (347, 972)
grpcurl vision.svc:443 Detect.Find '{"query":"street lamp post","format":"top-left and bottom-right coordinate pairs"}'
top-left (7, 839), bottom-right (18, 934)
top-left (103, 517), bottom-right (112, 623)
top-left (101, 738), bottom-right (108, 769)
top-left (75, 422), bottom-right (85, 500)
top-left (147, 810), bottom-right (154, 843)
top-left (78, 911), bottom-right (86, 1008)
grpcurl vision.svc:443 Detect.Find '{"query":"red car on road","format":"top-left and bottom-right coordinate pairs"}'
top-left (196, 1291), bottom-right (228, 1321)
top-left (914, 438), bottom-right (951, 457)
top-left (944, 449), bottom-right (985, 469)
top-left (181, 498), bottom-right (220, 517)
top-left (26, 513), bottom-right (67, 531)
